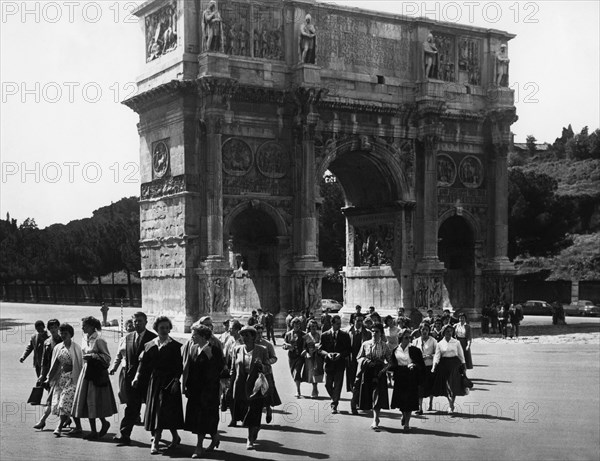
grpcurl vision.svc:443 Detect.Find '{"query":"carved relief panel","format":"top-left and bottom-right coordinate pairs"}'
top-left (222, 138), bottom-right (253, 176)
top-left (152, 139), bottom-right (170, 179)
top-left (145, 0), bottom-right (178, 62)
top-left (458, 155), bottom-right (484, 188)
top-left (222, 137), bottom-right (291, 196)
top-left (436, 154), bottom-right (456, 187)
top-left (413, 274), bottom-right (444, 309)
top-left (218, 1), bottom-right (283, 60)
top-left (433, 33), bottom-right (455, 82)
top-left (353, 223), bottom-right (394, 267)
top-left (458, 37), bottom-right (482, 85)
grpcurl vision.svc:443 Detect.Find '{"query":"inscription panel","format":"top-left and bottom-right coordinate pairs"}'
top-left (316, 13), bottom-right (413, 78)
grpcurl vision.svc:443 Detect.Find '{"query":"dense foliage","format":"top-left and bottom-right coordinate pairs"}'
top-left (0, 197), bottom-right (140, 285)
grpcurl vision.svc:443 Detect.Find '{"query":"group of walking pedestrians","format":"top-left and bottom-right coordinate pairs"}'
top-left (282, 306), bottom-right (473, 432)
top-left (21, 312), bottom-right (283, 457)
top-left (21, 304), bottom-right (475, 455)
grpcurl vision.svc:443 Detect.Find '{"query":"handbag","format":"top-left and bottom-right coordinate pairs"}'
top-left (27, 386), bottom-right (44, 405)
top-left (85, 358), bottom-right (110, 387)
top-left (252, 372), bottom-right (269, 396)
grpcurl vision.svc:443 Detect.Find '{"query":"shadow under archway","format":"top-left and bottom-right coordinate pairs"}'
top-left (229, 207), bottom-right (281, 314)
top-left (438, 215), bottom-right (475, 310)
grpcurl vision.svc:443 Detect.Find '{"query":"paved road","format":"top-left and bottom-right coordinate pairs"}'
top-left (1, 302), bottom-right (599, 460)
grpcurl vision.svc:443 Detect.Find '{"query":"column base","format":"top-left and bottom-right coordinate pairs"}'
top-left (195, 258), bottom-right (233, 334)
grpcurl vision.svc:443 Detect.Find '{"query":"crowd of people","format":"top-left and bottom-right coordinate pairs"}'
top-left (20, 305), bottom-right (474, 456)
top-left (282, 305), bottom-right (473, 431)
top-left (480, 303), bottom-right (524, 338)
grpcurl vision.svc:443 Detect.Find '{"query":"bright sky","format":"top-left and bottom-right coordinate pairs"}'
top-left (1, 1), bottom-right (599, 228)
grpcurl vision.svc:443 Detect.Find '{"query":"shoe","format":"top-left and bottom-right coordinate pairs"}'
top-left (113, 435), bottom-right (131, 446)
top-left (168, 434), bottom-right (181, 449)
top-left (370, 423), bottom-right (379, 430)
top-left (246, 440), bottom-right (254, 450)
top-left (53, 429), bottom-right (62, 437)
top-left (206, 435), bottom-right (220, 452)
top-left (403, 426), bottom-right (411, 433)
top-left (33, 421), bottom-right (46, 430)
top-left (311, 391), bottom-right (319, 399)
top-left (98, 421), bottom-right (110, 438)
top-left (351, 408), bottom-right (358, 416)
top-left (84, 432), bottom-right (99, 440)
top-left (331, 407), bottom-right (338, 414)
top-left (266, 406), bottom-right (273, 424)
top-left (150, 446), bottom-right (160, 455)
top-left (415, 410), bottom-right (423, 415)
top-left (192, 449), bottom-right (205, 459)
top-left (295, 393), bottom-right (302, 398)
top-left (67, 428), bottom-right (83, 437)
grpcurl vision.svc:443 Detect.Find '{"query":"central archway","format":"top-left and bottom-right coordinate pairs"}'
top-left (317, 137), bottom-right (413, 315)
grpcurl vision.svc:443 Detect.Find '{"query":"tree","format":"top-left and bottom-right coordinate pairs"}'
top-left (508, 168), bottom-right (575, 258)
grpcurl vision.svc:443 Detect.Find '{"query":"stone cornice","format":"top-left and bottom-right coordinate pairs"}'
top-left (123, 80), bottom-right (197, 114)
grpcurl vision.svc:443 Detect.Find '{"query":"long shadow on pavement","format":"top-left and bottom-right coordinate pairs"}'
top-left (382, 426), bottom-right (480, 438)
top-left (254, 439), bottom-right (329, 459)
top-left (0, 318), bottom-right (29, 330)
top-left (260, 424), bottom-right (325, 435)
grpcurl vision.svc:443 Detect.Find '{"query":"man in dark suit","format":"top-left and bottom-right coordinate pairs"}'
top-left (346, 314), bottom-right (372, 414)
top-left (20, 320), bottom-right (49, 377)
top-left (112, 311), bottom-right (157, 445)
top-left (318, 315), bottom-right (351, 414)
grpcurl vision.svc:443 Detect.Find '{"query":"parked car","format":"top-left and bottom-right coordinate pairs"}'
top-left (563, 303), bottom-right (580, 316)
top-left (521, 300), bottom-right (553, 316)
top-left (576, 300), bottom-right (600, 317)
top-left (321, 299), bottom-right (343, 313)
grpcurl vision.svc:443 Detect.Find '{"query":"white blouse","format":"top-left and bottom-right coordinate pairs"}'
top-left (413, 336), bottom-right (438, 367)
top-left (432, 337), bottom-right (465, 368)
top-left (394, 344), bottom-right (413, 366)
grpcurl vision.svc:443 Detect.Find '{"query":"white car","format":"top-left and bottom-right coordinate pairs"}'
top-left (321, 299), bottom-right (342, 313)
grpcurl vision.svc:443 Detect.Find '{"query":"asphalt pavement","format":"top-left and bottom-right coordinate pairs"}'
top-left (1, 302), bottom-right (599, 461)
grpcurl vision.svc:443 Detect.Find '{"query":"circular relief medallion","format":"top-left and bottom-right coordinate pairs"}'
top-left (222, 138), bottom-right (253, 176)
top-left (256, 141), bottom-right (288, 178)
top-left (459, 155), bottom-right (484, 188)
top-left (152, 140), bottom-right (170, 178)
top-left (436, 154), bottom-right (456, 187)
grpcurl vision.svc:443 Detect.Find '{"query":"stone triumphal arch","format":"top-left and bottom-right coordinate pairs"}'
top-left (125, 0), bottom-right (517, 331)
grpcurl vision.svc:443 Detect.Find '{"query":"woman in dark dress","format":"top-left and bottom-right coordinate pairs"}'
top-left (132, 316), bottom-right (184, 455)
top-left (355, 322), bottom-right (391, 430)
top-left (183, 324), bottom-right (224, 458)
top-left (283, 317), bottom-right (306, 398)
top-left (229, 326), bottom-right (270, 450)
top-left (390, 329), bottom-right (425, 432)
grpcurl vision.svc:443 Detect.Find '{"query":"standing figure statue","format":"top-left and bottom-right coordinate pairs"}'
top-left (299, 14), bottom-right (317, 64)
top-left (202, 0), bottom-right (223, 52)
top-left (423, 32), bottom-right (438, 79)
top-left (496, 44), bottom-right (510, 87)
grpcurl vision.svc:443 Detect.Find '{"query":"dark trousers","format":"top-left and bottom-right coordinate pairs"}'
top-left (119, 391), bottom-right (143, 438)
top-left (325, 367), bottom-right (345, 408)
top-left (35, 363), bottom-right (42, 378)
top-left (481, 317), bottom-right (490, 334)
top-left (266, 326), bottom-right (276, 344)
